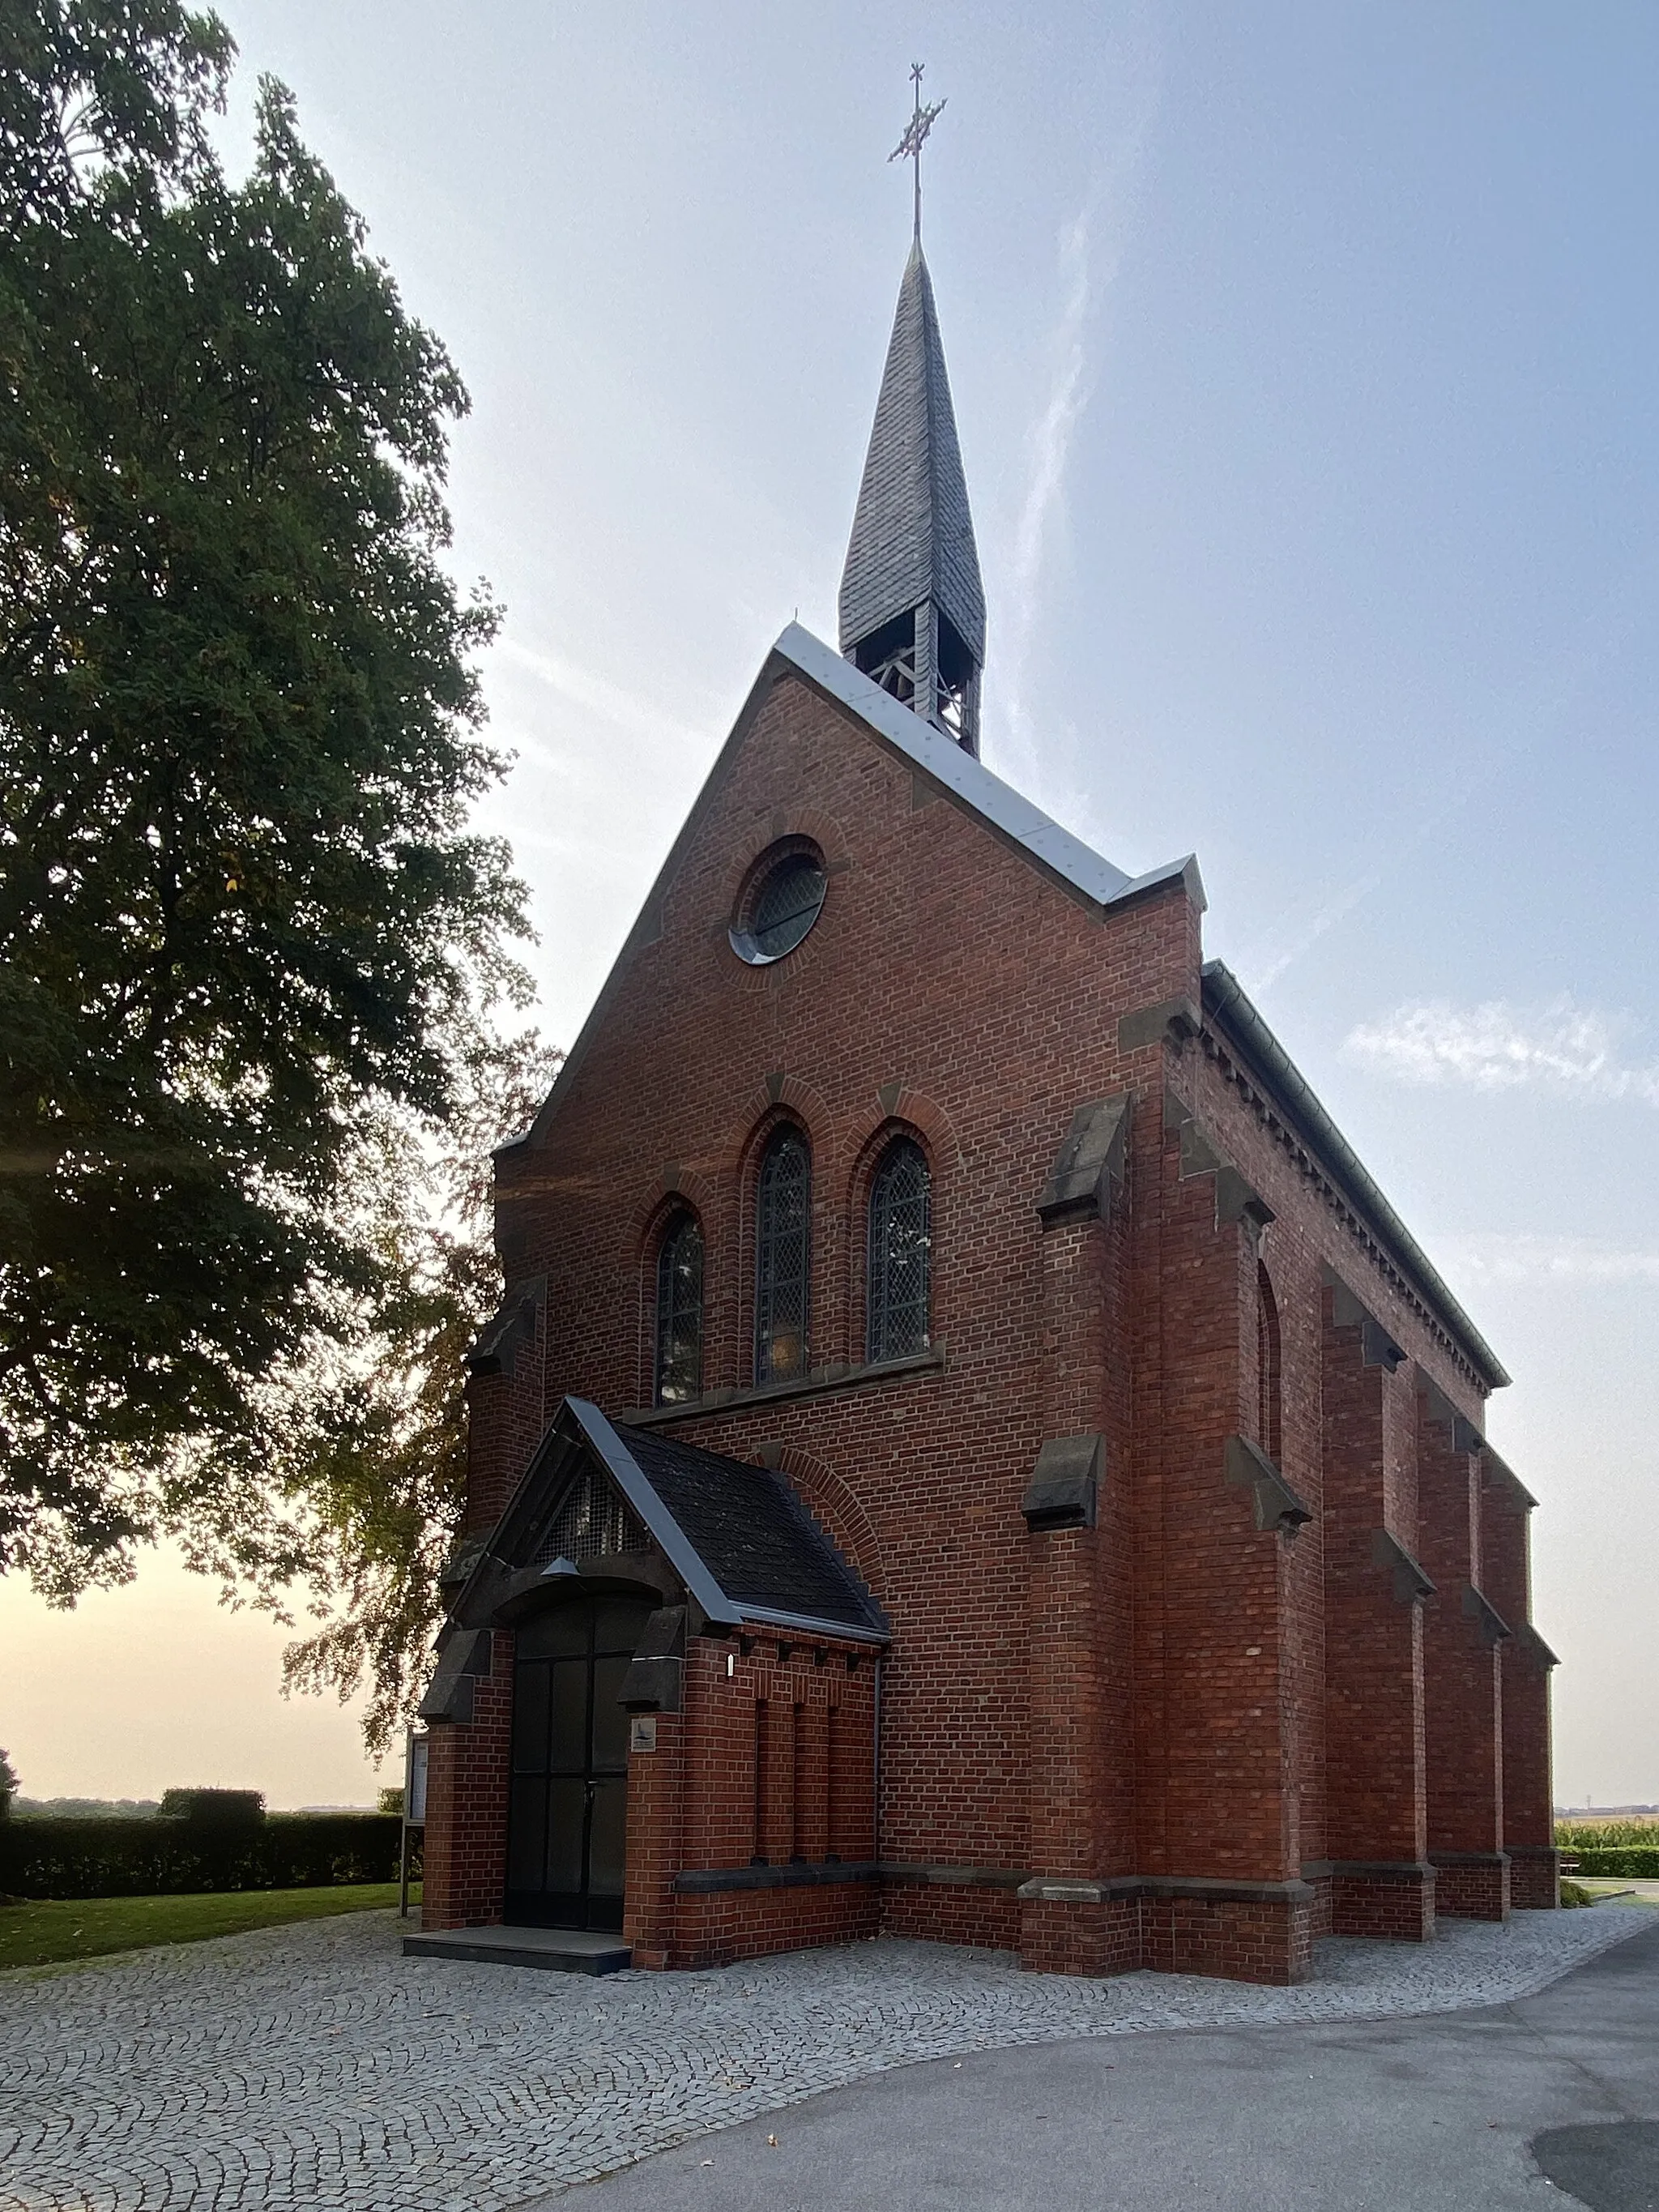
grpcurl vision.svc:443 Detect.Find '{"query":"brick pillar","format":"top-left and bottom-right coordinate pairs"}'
top-left (1483, 1455), bottom-right (1559, 1908)
top-left (1418, 1382), bottom-right (1508, 1920)
top-left (1132, 1088), bottom-right (1311, 1984)
top-left (1021, 1095), bottom-right (1137, 1977)
top-left (420, 1629), bottom-right (513, 1930)
top-left (1320, 1286), bottom-right (1435, 1940)
top-left (621, 1703), bottom-right (686, 1970)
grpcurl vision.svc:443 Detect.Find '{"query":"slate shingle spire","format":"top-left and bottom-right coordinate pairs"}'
top-left (838, 238), bottom-right (986, 755)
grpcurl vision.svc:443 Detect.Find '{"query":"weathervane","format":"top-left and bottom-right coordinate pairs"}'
top-left (889, 61), bottom-right (946, 241)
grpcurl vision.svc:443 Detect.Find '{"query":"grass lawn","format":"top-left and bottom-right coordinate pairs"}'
top-left (0, 1882), bottom-right (420, 1971)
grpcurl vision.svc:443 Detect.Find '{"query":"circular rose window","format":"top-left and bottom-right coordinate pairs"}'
top-left (729, 844), bottom-right (828, 966)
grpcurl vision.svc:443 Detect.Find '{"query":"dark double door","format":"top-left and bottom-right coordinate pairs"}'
top-left (505, 1594), bottom-right (653, 1930)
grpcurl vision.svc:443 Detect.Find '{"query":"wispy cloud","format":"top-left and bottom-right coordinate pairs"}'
top-left (494, 634), bottom-right (706, 755)
top-left (1001, 205), bottom-right (1097, 757)
top-left (1237, 550), bottom-right (1659, 997)
top-left (998, 26), bottom-right (1160, 784)
top-left (1343, 998), bottom-right (1659, 1105)
top-left (1434, 1234), bottom-right (1659, 1287)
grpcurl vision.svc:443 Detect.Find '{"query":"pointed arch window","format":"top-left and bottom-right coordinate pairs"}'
top-left (755, 1125), bottom-right (811, 1383)
top-left (654, 1209), bottom-right (704, 1407)
top-left (1257, 1261), bottom-right (1282, 1466)
top-left (867, 1137), bottom-right (931, 1363)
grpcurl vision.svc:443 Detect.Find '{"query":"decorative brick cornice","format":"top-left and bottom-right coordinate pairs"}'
top-left (1199, 1026), bottom-right (1491, 1392)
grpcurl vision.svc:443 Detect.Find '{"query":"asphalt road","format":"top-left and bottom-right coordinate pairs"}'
top-left (559, 1913), bottom-right (1659, 2212)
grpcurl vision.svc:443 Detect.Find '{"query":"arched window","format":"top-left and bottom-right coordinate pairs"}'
top-left (867, 1137), bottom-right (931, 1363)
top-left (654, 1210), bottom-right (704, 1406)
top-left (1257, 1261), bottom-right (1282, 1465)
top-left (755, 1125), bottom-right (811, 1383)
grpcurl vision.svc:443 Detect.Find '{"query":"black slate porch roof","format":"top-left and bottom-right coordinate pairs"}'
top-left (447, 1397), bottom-right (887, 1646)
top-left (612, 1423), bottom-right (883, 1639)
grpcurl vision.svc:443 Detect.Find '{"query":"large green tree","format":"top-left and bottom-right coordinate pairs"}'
top-left (0, 2), bottom-right (529, 1611)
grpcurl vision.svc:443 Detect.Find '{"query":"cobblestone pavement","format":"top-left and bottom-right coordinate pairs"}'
top-left (0, 1906), bottom-right (1647, 2212)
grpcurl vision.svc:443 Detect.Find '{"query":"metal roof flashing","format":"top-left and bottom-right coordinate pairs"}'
top-left (772, 624), bottom-right (1203, 919)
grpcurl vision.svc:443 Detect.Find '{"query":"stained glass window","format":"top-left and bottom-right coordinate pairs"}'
top-left (748, 853), bottom-right (826, 960)
top-left (868, 1138), bottom-right (931, 1362)
top-left (654, 1210), bottom-right (704, 1406)
top-left (755, 1125), bottom-right (811, 1383)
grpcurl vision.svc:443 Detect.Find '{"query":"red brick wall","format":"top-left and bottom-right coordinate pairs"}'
top-left (1418, 1391), bottom-right (1508, 1919)
top-left (1321, 1301), bottom-right (1429, 1885)
top-left (420, 1631), bottom-right (513, 1929)
top-left (426, 666), bottom-right (1537, 1979)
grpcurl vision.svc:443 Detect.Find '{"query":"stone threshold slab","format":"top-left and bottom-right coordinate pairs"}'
top-left (402, 1924), bottom-right (631, 1975)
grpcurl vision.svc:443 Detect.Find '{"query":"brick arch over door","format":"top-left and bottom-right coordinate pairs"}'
top-left (766, 1443), bottom-right (887, 1606)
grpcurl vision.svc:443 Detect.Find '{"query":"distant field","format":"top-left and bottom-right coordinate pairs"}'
top-left (0, 1883), bottom-right (418, 1971)
top-left (1555, 1817), bottom-right (1659, 1850)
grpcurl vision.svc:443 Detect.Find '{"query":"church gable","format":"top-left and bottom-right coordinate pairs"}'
top-left (521, 621), bottom-right (1201, 1155)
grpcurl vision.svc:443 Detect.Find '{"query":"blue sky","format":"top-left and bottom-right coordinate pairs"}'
top-left (4, 2), bottom-right (1655, 1807)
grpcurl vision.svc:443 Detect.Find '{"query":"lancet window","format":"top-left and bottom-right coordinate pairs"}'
top-left (654, 1209), bottom-right (704, 1407)
top-left (867, 1137), bottom-right (932, 1362)
top-left (754, 1126), bottom-right (812, 1384)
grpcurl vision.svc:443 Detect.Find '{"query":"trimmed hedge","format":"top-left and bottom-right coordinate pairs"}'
top-left (1562, 1847), bottom-right (1659, 1878)
top-left (0, 1814), bottom-right (418, 1901)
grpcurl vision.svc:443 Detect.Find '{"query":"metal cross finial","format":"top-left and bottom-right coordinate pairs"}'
top-left (889, 60), bottom-right (946, 241)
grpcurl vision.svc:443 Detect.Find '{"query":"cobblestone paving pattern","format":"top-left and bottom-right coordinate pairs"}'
top-left (0, 1906), bottom-right (1647, 2212)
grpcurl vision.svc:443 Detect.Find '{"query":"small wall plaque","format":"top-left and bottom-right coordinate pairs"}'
top-left (629, 1716), bottom-right (658, 1753)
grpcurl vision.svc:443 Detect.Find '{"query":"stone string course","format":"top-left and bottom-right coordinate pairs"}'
top-left (1, 1907), bottom-right (1648, 2212)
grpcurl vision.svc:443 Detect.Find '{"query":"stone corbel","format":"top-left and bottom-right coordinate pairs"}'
top-left (1420, 1373), bottom-right (1485, 1455)
top-left (1036, 1095), bottom-right (1132, 1224)
top-left (1323, 1268), bottom-right (1407, 1370)
top-left (1370, 1527), bottom-right (1435, 1606)
top-left (1514, 1622), bottom-right (1560, 1671)
top-left (1117, 995), bottom-right (1201, 1053)
top-left (621, 1605), bottom-right (688, 1713)
top-left (464, 1286), bottom-right (539, 1378)
top-left (1461, 1583), bottom-right (1512, 1649)
top-left (1165, 1090), bottom-right (1275, 1239)
top-left (1021, 1434), bottom-right (1102, 1531)
top-left (1225, 1434), bottom-right (1312, 1533)
top-left (417, 1627), bottom-right (493, 1724)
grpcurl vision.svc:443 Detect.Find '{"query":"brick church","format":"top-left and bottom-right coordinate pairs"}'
top-left (412, 224), bottom-right (1559, 1987)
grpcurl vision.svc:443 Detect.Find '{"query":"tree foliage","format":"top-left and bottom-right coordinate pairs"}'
top-left (0, 1), bottom-right (529, 1602)
top-left (172, 1028), bottom-right (559, 1757)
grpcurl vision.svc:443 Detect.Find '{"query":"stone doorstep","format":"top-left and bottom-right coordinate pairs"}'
top-left (401, 1924), bottom-right (632, 1975)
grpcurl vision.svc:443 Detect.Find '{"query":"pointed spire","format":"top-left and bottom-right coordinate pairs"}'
top-left (838, 239), bottom-right (986, 754)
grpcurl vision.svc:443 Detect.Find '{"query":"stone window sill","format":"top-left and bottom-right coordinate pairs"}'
top-left (621, 1344), bottom-right (947, 1429)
